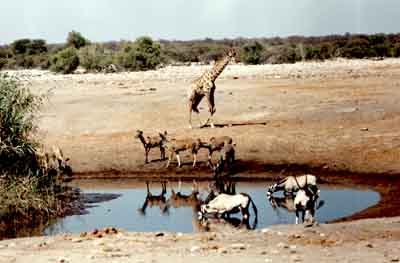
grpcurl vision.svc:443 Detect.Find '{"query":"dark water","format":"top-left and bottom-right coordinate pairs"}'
top-left (44, 180), bottom-right (380, 235)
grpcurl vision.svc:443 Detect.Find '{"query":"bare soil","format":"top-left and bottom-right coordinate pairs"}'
top-left (2, 58), bottom-right (400, 261)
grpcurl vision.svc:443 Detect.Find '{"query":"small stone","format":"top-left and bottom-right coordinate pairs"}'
top-left (360, 127), bottom-right (369, 131)
top-left (231, 243), bottom-right (246, 250)
top-left (155, 232), bottom-right (164, 237)
top-left (277, 242), bottom-right (288, 248)
top-left (190, 246), bottom-right (200, 253)
top-left (366, 243), bottom-right (374, 248)
top-left (72, 238), bottom-right (83, 243)
top-left (218, 248), bottom-right (228, 254)
top-left (319, 233), bottom-right (326, 237)
top-left (57, 257), bottom-right (69, 263)
top-left (291, 255), bottom-right (302, 262)
top-left (391, 258), bottom-right (400, 262)
top-left (176, 232), bottom-right (183, 237)
top-left (261, 228), bottom-right (270, 233)
top-left (271, 249), bottom-right (279, 254)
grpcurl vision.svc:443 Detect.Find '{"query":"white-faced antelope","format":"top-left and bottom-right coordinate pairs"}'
top-left (267, 174), bottom-right (318, 196)
top-left (135, 130), bottom-right (167, 164)
top-left (199, 192), bottom-right (258, 222)
top-left (294, 186), bottom-right (321, 225)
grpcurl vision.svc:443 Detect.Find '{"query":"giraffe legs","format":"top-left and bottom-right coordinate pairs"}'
top-left (188, 93), bottom-right (203, 129)
top-left (204, 86), bottom-right (216, 128)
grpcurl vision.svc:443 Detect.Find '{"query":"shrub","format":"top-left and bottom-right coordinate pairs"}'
top-left (78, 44), bottom-right (112, 72)
top-left (67, 30), bottom-right (89, 49)
top-left (11, 39), bottom-right (31, 55)
top-left (115, 36), bottom-right (161, 71)
top-left (0, 73), bottom-right (44, 175)
top-left (241, 41), bottom-right (264, 64)
top-left (50, 47), bottom-right (79, 74)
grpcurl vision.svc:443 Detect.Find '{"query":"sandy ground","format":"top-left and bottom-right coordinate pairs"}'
top-left (2, 58), bottom-right (400, 261)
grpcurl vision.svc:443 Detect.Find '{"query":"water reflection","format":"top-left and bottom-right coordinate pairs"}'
top-left (43, 180), bottom-right (380, 235)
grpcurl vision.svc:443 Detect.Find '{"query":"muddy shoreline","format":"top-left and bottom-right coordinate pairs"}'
top-left (70, 158), bottom-right (400, 224)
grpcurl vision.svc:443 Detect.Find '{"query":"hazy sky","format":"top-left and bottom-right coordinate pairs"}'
top-left (1, 0), bottom-right (398, 44)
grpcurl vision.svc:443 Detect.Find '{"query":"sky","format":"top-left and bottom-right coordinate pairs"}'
top-left (1, 0), bottom-right (399, 44)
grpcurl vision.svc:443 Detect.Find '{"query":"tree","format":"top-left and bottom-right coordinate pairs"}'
top-left (11, 39), bottom-right (31, 55)
top-left (50, 47), bottom-right (79, 74)
top-left (67, 30), bottom-right (89, 49)
top-left (241, 41), bottom-right (264, 64)
top-left (115, 36), bottom-right (161, 71)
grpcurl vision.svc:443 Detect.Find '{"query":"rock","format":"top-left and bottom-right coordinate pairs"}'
top-left (277, 242), bottom-right (289, 248)
top-left (71, 238), bottom-right (83, 243)
top-left (155, 232), bottom-right (164, 237)
top-left (271, 249), bottom-right (280, 254)
top-left (231, 243), bottom-right (246, 250)
top-left (190, 246), bottom-right (200, 253)
top-left (57, 257), bottom-right (69, 263)
top-left (261, 228), bottom-right (271, 233)
top-left (360, 127), bottom-right (369, 131)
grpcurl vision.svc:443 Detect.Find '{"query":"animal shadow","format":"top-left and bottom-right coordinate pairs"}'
top-left (200, 121), bottom-right (268, 129)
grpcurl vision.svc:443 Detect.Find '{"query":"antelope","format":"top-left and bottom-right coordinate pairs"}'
top-left (203, 136), bottom-right (233, 160)
top-left (213, 142), bottom-right (235, 174)
top-left (267, 174), bottom-right (318, 196)
top-left (199, 192), bottom-right (258, 221)
top-left (161, 136), bottom-right (207, 168)
top-left (134, 130), bottom-right (167, 163)
top-left (35, 145), bottom-right (71, 177)
top-left (138, 181), bottom-right (169, 214)
top-left (294, 186), bottom-right (321, 225)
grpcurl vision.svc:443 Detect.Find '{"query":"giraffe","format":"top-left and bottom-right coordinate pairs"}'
top-left (187, 48), bottom-right (236, 129)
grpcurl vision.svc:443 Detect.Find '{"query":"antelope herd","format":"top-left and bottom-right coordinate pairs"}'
top-left (134, 129), bottom-right (323, 227)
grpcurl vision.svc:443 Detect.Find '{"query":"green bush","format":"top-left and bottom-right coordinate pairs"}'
top-left (0, 73), bottom-right (44, 175)
top-left (50, 47), bottom-right (79, 74)
top-left (115, 37), bottom-right (161, 71)
top-left (67, 30), bottom-right (89, 49)
top-left (241, 41), bottom-right (264, 64)
top-left (11, 39), bottom-right (31, 55)
top-left (78, 44), bottom-right (112, 72)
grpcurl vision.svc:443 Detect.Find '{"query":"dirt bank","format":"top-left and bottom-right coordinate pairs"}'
top-left (0, 217), bottom-right (399, 262)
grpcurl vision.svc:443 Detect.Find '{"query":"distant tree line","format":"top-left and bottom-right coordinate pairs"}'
top-left (1, 32), bottom-right (400, 73)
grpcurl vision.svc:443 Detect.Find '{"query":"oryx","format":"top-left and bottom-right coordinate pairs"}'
top-left (267, 174), bottom-right (318, 196)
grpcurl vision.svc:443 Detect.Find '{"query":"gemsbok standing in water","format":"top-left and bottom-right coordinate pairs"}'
top-left (267, 174), bottom-right (318, 196)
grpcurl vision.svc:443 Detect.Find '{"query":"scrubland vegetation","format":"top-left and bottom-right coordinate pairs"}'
top-left (1, 32), bottom-right (400, 74)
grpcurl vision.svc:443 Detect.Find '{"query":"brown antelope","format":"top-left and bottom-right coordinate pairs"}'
top-left (161, 136), bottom-right (207, 168)
top-left (202, 136), bottom-right (233, 161)
top-left (134, 130), bottom-right (167, 163)
top-left (213, 142), bottom-right (235, 174)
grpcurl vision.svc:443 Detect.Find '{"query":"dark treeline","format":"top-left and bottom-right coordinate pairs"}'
top-left (1, 32), bottom-right (400, 73)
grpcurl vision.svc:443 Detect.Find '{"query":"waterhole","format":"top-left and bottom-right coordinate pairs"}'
top-left (45, 179), bottom-right (379, 235)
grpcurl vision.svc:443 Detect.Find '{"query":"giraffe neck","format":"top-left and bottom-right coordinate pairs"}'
top-left (209, 55), bottom-right (232, 82)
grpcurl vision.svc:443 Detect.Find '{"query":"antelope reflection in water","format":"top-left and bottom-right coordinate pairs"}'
top-left (138, 181), bottom-right (169, 215)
